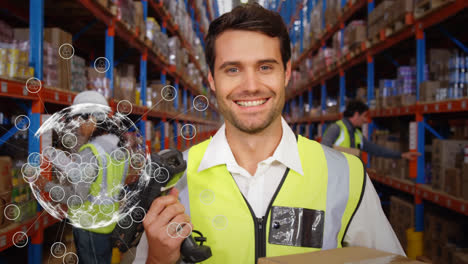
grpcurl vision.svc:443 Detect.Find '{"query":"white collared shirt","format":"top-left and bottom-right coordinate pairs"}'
top-left (133, 117), bottom-right (405, 263)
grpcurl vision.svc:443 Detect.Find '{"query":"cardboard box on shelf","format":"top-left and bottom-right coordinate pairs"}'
top-left (441, 243), bottom-right (457, 264)
top-left (134, 1), bottom-right (145, 39)
top-left (258, 247), bottom-right (424, 264)
top-left (115, 77), bottom-right (136, 103)
top-left (445, 168), bottom-right (462, 197)
top-left (432, 240), bottom-right (443, 264)
top-left (0, 193), bottom-right (11, 229)
top-left (0, 156), bottom-right (12, 194)
top-left (390, 196), bottom-right (414, 249)
top-left (432, 139), bottom-right (468, 190)
top-left (420, 81), bottom-right (440, 102)
top-left (462, 163), bottom-right (468, 200)
top-left (453, 252), bottom-right (468, 264)
top-left (390, 0), bottom-right (415, 26)
top-left (87, 67), bottom-right (110, 99)
top-left (45, 28), bottom-right (72, 90)
top-left (14, 27), bottom-right (72, 90)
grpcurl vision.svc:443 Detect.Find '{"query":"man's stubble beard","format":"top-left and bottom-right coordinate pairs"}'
top-left (216, 91), bottom-right (285, 135)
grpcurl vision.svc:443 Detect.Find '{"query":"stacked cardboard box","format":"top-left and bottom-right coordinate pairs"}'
top-left (0, 156), bottom-right (12, 229)
top-left (324, 0), bottom-right (340, 28)
top-left (0, 41), bottom-right (35, 81)
top-left (114, 64), bottom-right (136, 104)
top-left (71, 55), bottom-right (86, 92)
top-left (344, 21), bottom-right (367, 51)
top-left (146, 80), bottom-right (174, 112)
top-left (14, 27), bottom-right (72, 89)
top-left (44, 28), bottom-right (72, 90)
top-left (389, 196), bottom-right (414, 250)
top-left (431, 139), bottom-right (468, 191)
top-left (463, 164), bottom-right (468, 200)
top-left (387, 0), bottom-right (415, 28)
top-left (368, 1), bottom-right (394, 40)
top-left (420, 81), bottom-right (442, 102)
top-left (428, 49), bottom-right (451, 81)
top-left (424, 211), bottom-right (467, 264)
top-left (133, 1), bottom-right (145, 41)
top-left (87, 67), bottom-right (110, 99)
top-left (453, 252), bottom-right (468, 264)
top-left (371, 130), bottom-right (409, 179)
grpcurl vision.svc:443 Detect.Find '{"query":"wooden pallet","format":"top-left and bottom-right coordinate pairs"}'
top-left (383, 12), bottom-right (415, 38)
top-left (414, 0), bottom-right (454, 19)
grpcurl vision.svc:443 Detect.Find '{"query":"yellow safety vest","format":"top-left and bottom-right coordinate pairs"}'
top-left (68, 143), bottom-right (128, 234)
top-left (333, 120), bottom-right (363, 149)
top-left (179, 135), bottom-right (365, 263)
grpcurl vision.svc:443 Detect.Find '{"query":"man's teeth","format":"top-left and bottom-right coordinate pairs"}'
top-left (236, 99), bottom-right (267, 107)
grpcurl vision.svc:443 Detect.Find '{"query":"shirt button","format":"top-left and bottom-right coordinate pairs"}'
top-left (273, 222), bottom-right (281, 229)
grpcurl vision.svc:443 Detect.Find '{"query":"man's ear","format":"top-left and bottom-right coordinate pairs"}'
top-left (208, 71), bottom-right (216, 93)
top-left (284, 60), bottom-right (292, 87)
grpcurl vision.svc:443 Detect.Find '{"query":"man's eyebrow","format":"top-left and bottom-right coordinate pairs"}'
top-left (218, 61), bottom-right (241, 70)
top-left (257, 59), bottom-right (280, 65)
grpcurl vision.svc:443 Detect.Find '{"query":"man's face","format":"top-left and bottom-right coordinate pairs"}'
top-left (355, 111), bottom-right (369, 127)
top-left (208, 30), bottom-right (291, 134)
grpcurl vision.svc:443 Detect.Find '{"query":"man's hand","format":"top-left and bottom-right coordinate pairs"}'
top-left (143, 188), bottom-right (192, 264)
top-left (401, 152), bottom-right (421, 160)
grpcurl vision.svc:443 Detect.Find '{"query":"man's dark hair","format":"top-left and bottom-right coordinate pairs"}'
top-left (343, 100), bottom-right (369, 118)
top-left (205, 3), bottom-right (291, 75)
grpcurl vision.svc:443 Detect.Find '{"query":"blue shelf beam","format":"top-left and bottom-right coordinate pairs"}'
top-left (416, 27), bottom-right (426, 101)
top-left (437, 26), bottom-right (468, 54)
top-left (72, 19), bottom-right (98, 42)
top-left (29, 1), bottom-right (44, 262)
top-left (29, 0), bottom-right (43, 80)
top-left (423, 121), bottom-right (445, 140)
top-left (339, 70), bottom-right (346, 113)
top-left (0, 118), bottom-right (29, 147)
top-left (105, 24), bottom-right (115, 96)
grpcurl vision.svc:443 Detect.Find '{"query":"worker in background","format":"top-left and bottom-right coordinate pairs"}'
top-left (45, 91), bottom-right (129, 264)
top-left (134, 4), bottom-right (405, 264)
top-left (322, 100), bottom-right (420, 160)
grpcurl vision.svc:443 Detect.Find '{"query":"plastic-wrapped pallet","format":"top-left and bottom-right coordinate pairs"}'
top-left (0, 42), bottom-right (34, 81)
top-left (87, 67), bottom-right (110, 99)
top-left (71, 55), bottom-right (86, 92)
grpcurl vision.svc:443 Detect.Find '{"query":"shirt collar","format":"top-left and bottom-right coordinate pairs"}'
top-left (343, 118), bottom-right (355, 132)
top-left (197, 117), bottom-right (304, 175)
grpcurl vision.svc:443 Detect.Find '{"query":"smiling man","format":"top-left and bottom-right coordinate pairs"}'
top-left (134, 3), bottom-right (404, 264)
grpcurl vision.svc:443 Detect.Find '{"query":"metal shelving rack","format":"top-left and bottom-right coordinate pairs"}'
top-left (0, 0), bottom-right (220, 262)
top-left (282, 0), bottom-right (468, 240)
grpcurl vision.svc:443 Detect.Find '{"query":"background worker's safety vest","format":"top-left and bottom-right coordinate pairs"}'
top-left (178, 135), bottom-right (366, 264)
top-left (334, 120), bottom-right (363, 149)
top-left (69, 143), bottom-right (128, 234)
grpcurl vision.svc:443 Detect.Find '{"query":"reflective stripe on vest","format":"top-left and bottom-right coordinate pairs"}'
top-left (334, 120), bottom-right (363, 149)
top-left (69, 143), bottom-right (128, 234)
top-left (179, 135), bottom-right (365, 263)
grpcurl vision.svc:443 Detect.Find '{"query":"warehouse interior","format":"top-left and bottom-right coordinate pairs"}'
top-left (0, 0), bottom-right (467, 263)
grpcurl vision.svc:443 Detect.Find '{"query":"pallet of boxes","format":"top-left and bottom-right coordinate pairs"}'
top-left (414, 0), bottom-right (455, 19)
top-left (431, 139), bottom-right (468, 199)
top-left (424, 209), bottom-right (468, 264)
top-left (371, 130), bottom-right (409, 180)
top-left (384, 0), bottom-right (415, 37)
top-left (389, 196), bottom-right (414, 251)
top-left (344, 20), bottom-right (367, 58)
top-left (13, 27), bottom-right (72, 91)
top-left (367, 1), bottom-right (394, 45)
